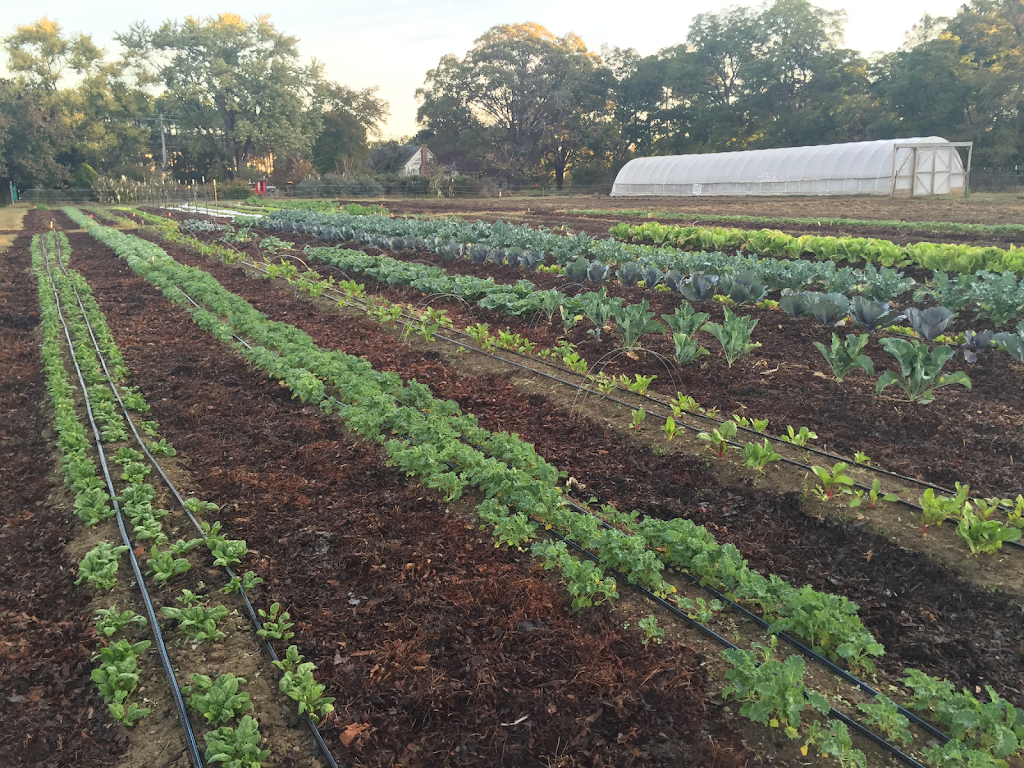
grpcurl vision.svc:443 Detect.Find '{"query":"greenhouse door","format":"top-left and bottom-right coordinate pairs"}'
top-left (891, 142), bottom-right (971, 197)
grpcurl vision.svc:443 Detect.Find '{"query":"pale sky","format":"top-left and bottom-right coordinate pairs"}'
top-left (2, 1), bottom-right (966, 139)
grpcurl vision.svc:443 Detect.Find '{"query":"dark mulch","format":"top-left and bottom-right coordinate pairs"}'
top-left (0, 214), bottom-right (127, 766)
top-left (69, 231), bottom-right (759, 768)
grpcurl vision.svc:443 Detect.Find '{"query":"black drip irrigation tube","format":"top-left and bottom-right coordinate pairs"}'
top-left (163, 279), bottom-right (940, 768)
top-left (50, 240), bottom-right (340, 768)
top-left (253, 257), bottom-right (1018, 548)
top-left (39, 238), bottom-right (204, 768)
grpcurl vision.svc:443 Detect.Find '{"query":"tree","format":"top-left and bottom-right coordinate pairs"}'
top-left (310, 84), bottom-right (389, 175)
top-left (417, 23), bottom-right (608, 184)
top-left (122, 14), bottom-right (322, 179)
top-left (3, 17), bottom-right (101, 93)
top-left (0, 80), bottom-right (73, 188)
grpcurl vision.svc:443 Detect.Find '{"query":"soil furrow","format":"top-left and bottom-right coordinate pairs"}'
top-left (68, 231), bottom-right (759, 768)
top-left (107, 228), bottom-right (1024, 709)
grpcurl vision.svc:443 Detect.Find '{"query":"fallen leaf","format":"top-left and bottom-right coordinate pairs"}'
top-left (340, 722), bottom-right (370, 747)
top-left (863, 549), bottom-right (873, 562)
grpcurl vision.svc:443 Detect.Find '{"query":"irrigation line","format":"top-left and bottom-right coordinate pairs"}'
top-left (49, 237), bottom-right (340, 768)
top-left (151, 211), bottom-right (998, 499)
top-left (221, 252), bottom-right (1022, 547)
top-left (164, 278), bottom-right (945, 768)
top-left (38, 236), bottom-right (204, 768)
top-left (551, 532), bottom-right (931, 768)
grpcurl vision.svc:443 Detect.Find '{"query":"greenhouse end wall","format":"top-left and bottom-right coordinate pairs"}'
top-left (610, 137), bottom-right (968, 198)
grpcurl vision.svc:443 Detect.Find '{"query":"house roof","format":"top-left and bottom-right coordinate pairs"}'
top-left (368, 144), bottom-right (427, 171)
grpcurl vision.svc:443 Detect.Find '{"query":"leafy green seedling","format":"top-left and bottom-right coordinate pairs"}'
top-left (810, 463), bottom-right (855, 500)
top-left (184, 673), bottom-right (253, 725)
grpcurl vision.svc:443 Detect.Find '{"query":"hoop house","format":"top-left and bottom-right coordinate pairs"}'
top-left (611, 137), bottom-right (971, 197)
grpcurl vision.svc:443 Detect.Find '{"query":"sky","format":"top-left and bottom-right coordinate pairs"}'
top-left (2, 0), bottom-right (967, 139)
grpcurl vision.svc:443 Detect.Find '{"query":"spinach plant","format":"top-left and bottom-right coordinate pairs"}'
top-left (184, 673), bottom-right (253, 725)
top-left (76, 542), bottom-right (128, 590)
top-left (203, 716), bottom-right (270, 768)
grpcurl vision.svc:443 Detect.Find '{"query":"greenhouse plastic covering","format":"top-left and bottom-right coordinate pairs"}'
top-left (611, 137), bottom-right (966, 197)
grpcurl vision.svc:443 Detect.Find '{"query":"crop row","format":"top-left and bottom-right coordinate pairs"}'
top-left (568, 207), bottom-right (1024, 238)
top-left (34, 229), bottom-right (332, 767)
top-left (131, 212), bottom-right (1024, 549)
top-left (610, 220), bottom-right (1024, 276)
top-left (233, 208), bottom-right (1024, 326)
top-left (72, 208), bottom-right (1024, 766)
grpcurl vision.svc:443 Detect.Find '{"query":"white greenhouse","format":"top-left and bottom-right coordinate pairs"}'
top-left (610, 137), bottom-right (972, 198)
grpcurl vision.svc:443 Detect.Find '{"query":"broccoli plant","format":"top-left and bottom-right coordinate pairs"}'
top-left (812, 333), bottom-right (875, 383)
top-left (703, 308), bottom-right (760, 367)
top-left (612, 300), bottom-right (665, 349)
top-left (876, 339), bottom-right (971, 404)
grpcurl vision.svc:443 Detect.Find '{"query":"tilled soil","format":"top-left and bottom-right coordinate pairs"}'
top-left (0, 215), bottom-right (127, 766)
top-left (346, 194), bottom-right (1024, 231)
top-left (155, 220), bottom-right (1024, 501)
top-left (68, 233), bottom-right (760, 767)
top-left (98, 227), bottom-right (1024, 709)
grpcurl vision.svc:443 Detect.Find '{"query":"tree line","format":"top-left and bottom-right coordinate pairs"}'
top-left (1, 1), bottom-right (1021, 195)
top-left (416, 0), bottom-right (1023, 189)
top-left (0, 14), bottom-right (387, 193)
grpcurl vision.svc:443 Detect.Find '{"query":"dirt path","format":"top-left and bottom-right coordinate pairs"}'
top-left (68, 231), bottom-right (760, 768)
top-left (0, 213), bottom-right (127, 766)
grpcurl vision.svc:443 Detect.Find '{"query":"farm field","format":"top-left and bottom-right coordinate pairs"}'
top-left (326, 194), bottom-right (1024, 249)
top-left (3, 201), bottom-right (1024, 768)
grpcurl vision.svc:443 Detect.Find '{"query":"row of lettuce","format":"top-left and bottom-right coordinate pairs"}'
top-left (34, 228), bottom-right (330, 767)
top-left (610, 220), bottom-right (1024, 275)
top-left (226, 208), bottom-right (1024, 328)
top-left (69, 206), bottom-right (1024, 767)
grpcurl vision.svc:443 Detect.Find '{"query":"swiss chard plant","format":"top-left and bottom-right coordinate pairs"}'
top-left (697, 420), bottom-right (738, 457)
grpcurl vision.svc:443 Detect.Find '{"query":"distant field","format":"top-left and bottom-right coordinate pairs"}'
top-left (327, 192), bottom-right (1024, 227)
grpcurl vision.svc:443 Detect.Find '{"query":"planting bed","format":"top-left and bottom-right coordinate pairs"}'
top-left (64, 230), bottom-right (759, 767)
top-left (0, 214), bottom-right (126, 765)
top-left (150, 217), bottom-right (1024, 502)
top-left (110, 222), bottom-right (1024, 712)
top-left (336, 195), bottom-right (1024, 247)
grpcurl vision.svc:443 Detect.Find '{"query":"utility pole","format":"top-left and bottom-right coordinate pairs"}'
top-left (160, 115), bottom-right (168, 177)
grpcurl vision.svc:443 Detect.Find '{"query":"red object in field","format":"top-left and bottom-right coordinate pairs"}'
top-left (254, 180), bottom-right (268, 195)
top-left (89, 214), bottom-right (94, 219)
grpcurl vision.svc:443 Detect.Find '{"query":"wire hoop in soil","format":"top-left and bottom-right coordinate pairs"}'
top-left (572, 346), bottom-right (680, 419)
